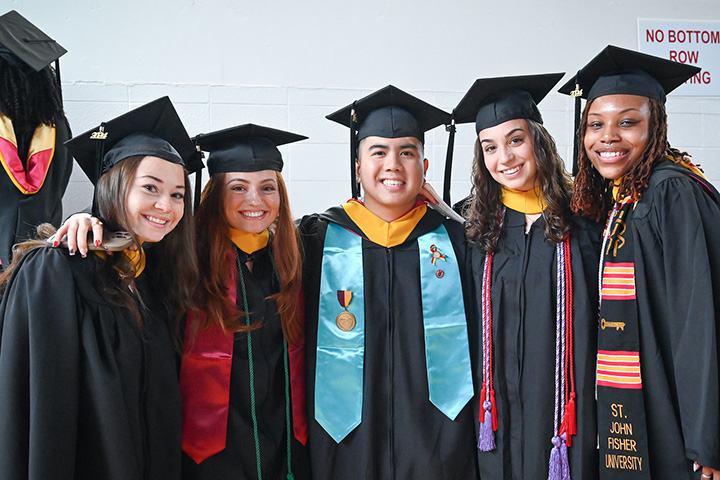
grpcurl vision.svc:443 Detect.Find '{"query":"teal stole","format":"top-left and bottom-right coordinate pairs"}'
top-left (315, 221), bottom-right (474, 443)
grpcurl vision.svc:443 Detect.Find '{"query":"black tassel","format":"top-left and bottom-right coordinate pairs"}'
top-left (92, 122), bottom-right (108, 179)
top-left (443, 111), bottom-right (456, 204)
top-left (571, 74), bottom-right (583, 177)
top-left (350, 102), bottom-right (359, 199)
top-left (194, 148), bottom-right (204, 213)
top-left (54, 59), bottom-right (63, 105)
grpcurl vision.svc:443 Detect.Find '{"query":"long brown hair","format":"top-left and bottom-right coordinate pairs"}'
top-left (1, 156), bottom-right (198, 337)
top-left (465, 119), bottom-right (573, 253)
top-left (192, 171), bottom-right (304, 347)
top-left (570, 97), bottom-right (688, 221)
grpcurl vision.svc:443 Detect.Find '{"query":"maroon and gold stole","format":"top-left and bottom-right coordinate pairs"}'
top-left (0, 114), bottom-right (56, 194)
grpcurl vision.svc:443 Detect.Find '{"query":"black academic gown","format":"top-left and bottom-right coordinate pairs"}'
top-left (471, 209), bottom-right (601, 480)
top-left (300, 206), bottom-right (480, 480)
top-left (604, 165), bottom-right (720, 477)
top-left (182, 245), bottom-right (310, 480)
top-left (0, 117), bottom-right (73, 268)
top-left (0, 247), bottom-right (181, 480)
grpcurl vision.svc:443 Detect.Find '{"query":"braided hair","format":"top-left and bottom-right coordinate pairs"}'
top-left (0, 56), bottom-right (63, 125)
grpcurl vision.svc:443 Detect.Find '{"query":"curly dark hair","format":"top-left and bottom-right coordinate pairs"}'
top-left (465, 119), bottom-right (573, 253)
top-left (570, 97), bottom-right (689, 221)
top-left (0, 56), bottom-right (63, 125)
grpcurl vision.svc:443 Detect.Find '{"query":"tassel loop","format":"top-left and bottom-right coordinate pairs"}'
top-left (547, 434), bottom-right (571, 480)
top-left (489, 388), bottom-right (498, 431)
top-left (559, 392), bottom-right (577, 447)
top-left (477, 400), bottom-right (496, 451)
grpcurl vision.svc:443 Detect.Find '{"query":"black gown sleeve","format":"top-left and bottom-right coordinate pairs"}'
top-left (0, 248), bottom-right (81, 479)
top-left (637, 174), bottom-right (720, 469)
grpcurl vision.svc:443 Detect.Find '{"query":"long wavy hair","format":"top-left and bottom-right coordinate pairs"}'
top-left (570, 97), bottom-right (689, 221)
top-left (0, 56), bottom-right (63, 125)
top-left (465, 119), bottom-right (573, 254)
top-left (191, 171), bottom-right (304, 347)
top-left (0, 155), bottom-right (198, 339)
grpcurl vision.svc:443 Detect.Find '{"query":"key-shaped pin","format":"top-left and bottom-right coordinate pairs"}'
top-left (601, 318), bottom-right (626, 331)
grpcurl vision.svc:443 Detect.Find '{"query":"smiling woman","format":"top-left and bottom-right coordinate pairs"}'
top-left (222, 170), bottom-right (281, 233)
top-left (449, 73), bottom-right (601, 480)
top-left (180, 124), bottom-right (310, 480)
top-left (564, 45), bottom-right (720, 480)
top-left (582, 95), bottom-right (651, 181)
top-left (0, 97), bottom-right (199, 480)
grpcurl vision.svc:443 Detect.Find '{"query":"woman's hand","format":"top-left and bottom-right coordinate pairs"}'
top-left (418, 182), bottom-right (440, 205)
top-left (695, 462), bottom-right (720, 479)
top-left (53, 213), bottom-right (105, 257)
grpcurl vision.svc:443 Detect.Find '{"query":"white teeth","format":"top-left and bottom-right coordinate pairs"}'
top-left (502, 165), bottom-right (521, 175)
top-left (599, 151), bottom-right (623, 158)
top-left (382, 179), bottom-right (404, 187)
top-left (146, 215), bottom-right (168, 225)
top-left (242, 211), bottom-right (265, 218)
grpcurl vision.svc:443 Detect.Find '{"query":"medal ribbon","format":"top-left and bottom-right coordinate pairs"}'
top-left (417, 225), bottom-right (473, 420)
top-left (597, 201), bottom-right (652, 479)
top-left (315, 223), bottom-right (365, 443)
top-left (0, 114), bottom-right (56, 194)
top-left (337, 290), bottom-right (352, 308)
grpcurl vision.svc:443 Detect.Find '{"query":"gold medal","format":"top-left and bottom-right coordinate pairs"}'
top-left (336, 290), bottom-right (356, 331)
top-left (336, 310), bottom-right (357, 332)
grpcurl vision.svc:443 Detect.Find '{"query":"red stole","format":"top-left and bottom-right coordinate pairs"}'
top-left (0, 114), bottom-right (56, 194)
top-left (179, 248), bottom-right (307, 464)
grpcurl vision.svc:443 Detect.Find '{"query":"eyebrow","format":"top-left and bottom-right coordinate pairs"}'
top-left (139, 175), bottom-right (186, 189)
top-left (480, 128), bottom-right (525, 144)
top-left (226, 177), bottom-right (277, 185)
top-left (589, 107), bottom-right (641, 116)
top-left (368, 143), bottom-right (419, 151)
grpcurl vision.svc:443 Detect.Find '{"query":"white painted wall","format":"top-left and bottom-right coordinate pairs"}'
top-left (10, 0), bottom-right (720, 217)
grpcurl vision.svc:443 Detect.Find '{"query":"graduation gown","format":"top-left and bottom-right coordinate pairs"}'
top-left (471, 209), bottom-right (601, 480)
top-left (0, 117), bottom-right (73, 268)
top-left (300, 205), bottom-right (480, 480)
top-left (599, 164), bottom-right (720, 476)
top-left (0, 247), bottom-right (182, 480)
top-left (181, 245), bottom-right (310, 480)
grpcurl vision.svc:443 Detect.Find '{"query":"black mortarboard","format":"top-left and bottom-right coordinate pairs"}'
top-left (192, 124), bottom-right (307, 175)
top-left (558, 45), bottom-right (700, 102)
top-left (559, 45), bottom-right (700, 175)
top-left (441, 73), bottom-right (564, 203)
top-left (65, 96), bottom-right (202, 185)
top-left (326, 85), bottom-right (450, 198)
top-left (0, 10), bottom-right (66, 72)
top-left (454, 73), bottom-right (564, 133)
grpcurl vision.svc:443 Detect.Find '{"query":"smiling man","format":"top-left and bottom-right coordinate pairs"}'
top-left (299, 85), bottom-right (479, 479)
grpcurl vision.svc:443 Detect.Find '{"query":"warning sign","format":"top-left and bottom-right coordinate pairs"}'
top-left (638, 19), bottom-right (719, 96)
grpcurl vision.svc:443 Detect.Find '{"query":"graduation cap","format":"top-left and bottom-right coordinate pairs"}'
top-left (326, 85), bottom-right (451, 198)
top-left (442, 73), bottom-right (564, 203)
top-left (65, 96), bottom-right (202, 186)
top-left (559, 45), bottom-right (701, 174)
top-left (192, 124), bottom-right (307, 175)
top-left (0, 10), bottom-right (67, 100)
top-left (0, 10), bottom-right (66, 72)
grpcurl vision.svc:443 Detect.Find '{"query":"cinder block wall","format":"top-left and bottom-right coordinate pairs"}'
top-left (15, 0), bottom-right (720, 218)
